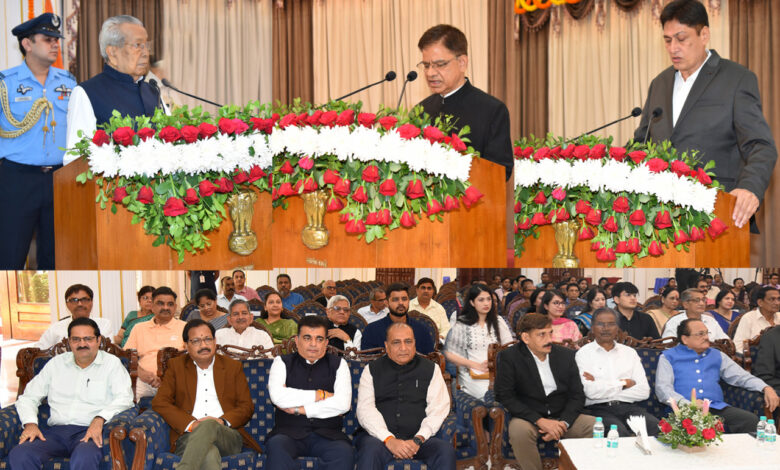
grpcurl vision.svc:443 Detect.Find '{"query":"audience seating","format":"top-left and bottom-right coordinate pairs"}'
top-left (741, 326), bottom-right (774, 373)
top-left (408, 310), bottom-right (441, 351)
top-left (292, 299), bottom-right (328, 317)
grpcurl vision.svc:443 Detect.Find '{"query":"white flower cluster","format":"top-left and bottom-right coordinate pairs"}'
top-left (85, 126), bottom-right (473, 182)
top-left (514, 158), bottom-right (717, 213)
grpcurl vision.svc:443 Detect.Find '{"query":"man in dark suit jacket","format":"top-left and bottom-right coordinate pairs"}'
top-left (152, 319), bottom-right (257, 470)
top-left (495, 313), bottom-right (594, 470)
top-left (754, 325), bottom-right (780, 421)
top-left (635, 0), bottom-right (777, 230)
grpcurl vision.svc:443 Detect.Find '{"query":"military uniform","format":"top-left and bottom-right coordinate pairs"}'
top-left (0, 13), bottom-right (75, 269)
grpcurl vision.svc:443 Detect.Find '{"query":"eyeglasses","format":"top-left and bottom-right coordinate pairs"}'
top-left (188, 337), bottom-right (214, 346)
top-left (69, 336), bottom-right (97, 343)
top-left (416, 56), bottom-right (459, 71)
top-left (126, 41), bottom-right (152, 52)
top-left (66, 297), bottom-right (92, 305)
top-left (593, 322), bottom-right (617, 329)
top-left (688, 331), bottom-right (710, 338)
top-left (373, 297), bottom-right (387, 302)
top-left (686, 297), bottom-right (706, 303)
top-left (550, 301), bottom-right (565, 306)
top-left (331, 306), bottom-right (350, 313)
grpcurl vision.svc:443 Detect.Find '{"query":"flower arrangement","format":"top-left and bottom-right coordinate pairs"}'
top-left (69, 101), bottom-right (482, 262)
top-left (657, 390), bottom-right (724, 449)
top-left (512, 134), bottom-right (728, 267)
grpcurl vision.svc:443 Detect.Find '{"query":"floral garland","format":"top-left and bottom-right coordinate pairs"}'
top-left (657, 393), bottom-right (724, 449)
top-left (513, 135), bottom-right (728, 267)
top-left (70, 102), bottom-right (483, 262)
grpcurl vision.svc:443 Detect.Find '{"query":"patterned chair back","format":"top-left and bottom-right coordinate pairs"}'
top-left (407, 310), bottom-right (440, 351)
top-left (179, 302), bottom-right (198, 322)
top-left (440, 298), bottom-right (461, 320)
top-left (293, 299), bottom-right (328, 317)
top-left (348, 312), bottom-right (368, 332)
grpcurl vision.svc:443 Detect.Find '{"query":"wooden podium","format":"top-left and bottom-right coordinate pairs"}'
top-left (515, 191), bottom-right (749, 267)
top-left (53, 157), bottom-right (506, 269)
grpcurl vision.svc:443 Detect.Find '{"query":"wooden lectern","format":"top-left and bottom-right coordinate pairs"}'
top-left (515, 191), bottom-right (749, 267)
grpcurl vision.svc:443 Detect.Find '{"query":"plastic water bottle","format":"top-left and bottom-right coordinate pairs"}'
top-left (606, 424), bottom-right (619, 457)
top-left (765, 419), bottom-right (777, 446)
top-left (757, 416), bottom-right (767, 446)
top-left (592, 417), bottom-right (605, 448)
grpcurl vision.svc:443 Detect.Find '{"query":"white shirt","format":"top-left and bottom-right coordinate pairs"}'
top-left (216, 326), bottom-right (274, 352)
top-left (357, 305), bottom-right (389, 324)
top-left (672, 50), bottom-right (711, 127)
top-left (268, 355), bottom-right (351, 419)
top-left (531, 349), bottom-right (557, 396)
top-left (36, 317), bottom-right (117, 350)
top-left (409, 298), bottom-right (450, 340)
top-left (733, 309), bottom-right (780, 349)
top-left (357, 361), bottom-right (450, 441)
top-left (662, 312), bottom-right (728, 341)
top-left (575, 341), bottom-right (651, 406)
top-left (190, 358), bottom-right (225, 421)
top-left (217, 294), bottom-right (246, 311)
top-left (16, 350), bottom-right (134, 426)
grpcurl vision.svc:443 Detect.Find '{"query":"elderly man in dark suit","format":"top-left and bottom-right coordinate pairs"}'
top-left (495, 313), bottom-right (595, 470)
top-left (634, 0), bottom-right (777, 230)
top-left (152, 319), bottom-right (257, 470)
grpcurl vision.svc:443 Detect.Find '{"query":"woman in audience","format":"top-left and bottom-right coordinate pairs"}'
top-left (189, 288), bottom-right (229, 329)
top-left (730, 277), bottom-right (750, 306)
top-left (573, 288), bottom-right (606, 336)
top-left (708, 289), bottom-right (742, 335)
top-left (645, 286), bottom-right (680, 334)
top-left (539, 289), bottom-right (582, 342)
top-left (115, 285), bottom-right (155, 347)
top-left (444, 284), bottom-right (512, 399)
top-left (255, 291), bottom-right (298, 344)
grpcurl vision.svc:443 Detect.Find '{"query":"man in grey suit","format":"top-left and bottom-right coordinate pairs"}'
top-left (635, 0), bottom-right (777, 230)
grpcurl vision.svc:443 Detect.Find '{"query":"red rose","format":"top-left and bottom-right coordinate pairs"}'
top-left (214, 177), bottom-right (234, 193)
top-left (659, 419), bottom-right (672, 434)
top-left (560, 145), bottom-right (575, 159)
top-left (585, 208), bottom-right (602, 226)
top-left (400, 211), bottom-right (416, 228)
top-left (279, 161), bottom-right (294, 175)
top-left (573, 145), bottom-right (590, 161)
top-left (137, 127), bottom-right (156, 142)
top-left (513, 146), bottom-right (524, 158)
top-left (521, 147), bottom-right (535, 159)
top-left (336, 109), bottom-right (355, 126)
top-left (612, 196), bottom-right (630, 213)
top-left (234, 120), bottom-right (249, 134)
top-left (530, 212), bottom-right (547, 226)
top-left (715, 421), bottom-right (724, 432)
top-left (533, 147), bottom-right (551, 162)
top-left (629, 209), bottom-right (646, 226)
top-left (357, 113), bottom-right (376, 127)
top-left (654, 210), bottom-right (672, 229)
top-left (690, 226), bottom-right (706, 241)
top-left (551, 187), bottom-right (566, 201)
top-left (423, 126), bottom-right (446, 143)
top-left (233, 170), bottom-right (249, 184)
top-left (303, 110), bottom-right (323, 127)
top-left (250, 117), bottom-right (274, 134)
top-left (378, 116), bottom-right (398, 130)
top-left (319, 110), bottom-right (338, 127)
top-left (183, 188), bottom-right (200, 205)
top-left (579, 226), bottom-right (595, 240)
top-left (671, 160), bottom-right (691, 177)
top-left (591, 241), bottom-right (602, 251)
top-left (589, 144), bottom-right (606, 160)
top-left (673, 229), bottom-right (689, 245)
top-left (362, 165), bottom-right (380, 183)
top-left (596, 247), bottom-right (616, 261)
top-left (180, 125), bottom-right (200, 144)
top-left (112, 127), bottom-right (135, 146)
top-left (462, 186), bottom-right (483, 207)
top-left (112, 186), bottom-right (128, 203)
top-left (648, 240), bottom-right (665, 256)
top-left (351, 186), bottom-right (368, 203)
top-left (297, 156), bottom-right (314, 171)
top-left (163, 197), bottom-right (188, 217)
top-left (333, 178), bottom-right (351, 197)
top-left (444, 195), bottom-right (460, 211)
top-left (279, 113), bottom-right (298, 129)
top-left (137, 186), bottom-right (154, 204)
top-left (248, 166), bottom-right (266, 182)
top-left (514, 201), bottom-right (523, 214)
top-left (627, 237), bottom-right (641, 253)
top-left (686, 425), bottom-right (698, 436)
top-left (426, 199), bottom-right (443, 215)
top-left (378, 179), bottom-right (397, 196)
top-left (533, 191), bottom-right (547, 205)
top-left (552, 207), bottom-right (570, 222)
top-left (345, 218), bottom-right (367, 234)
top-left (377, 208), bottom-right (392, 225)
top-left (646, 158), bottom-right (669, 173)
top-left (338, 213), bottom-right (350, 223)
top-left (603, 216), bottom-right (618, 232)
top-left (702, 428), bottom-right (716, 440)
top-left (218, 117), bottom-right (238, 135)
top-left (92, 129), bottom-right (111, 146)
top-left (302, 177), bottom-right (318, 193)
top-left (397, 123), bottom-right (421, 140)
top-left (198, 180), bottom-right (217, 197)
top-left (549, 146), bottom-right (561, 158)
top-left (609, 146), bottom-right (627, 162)
top-left (707, 217), bottom-right (728, 239)
top-left (616, 241), bottom-right (630, 253)
top-left (198, 122), bottom-right (218, 139)
top-left (327, 197), bottom-right (344, 211)
top-left (696, 167), bottom-right (712, 185)
top-left (157, 126), bottom-right (182, 143)
top-left (449, 134), bottom-right (467, 152)
top-left (323, 169), bottom-right (341, 185)
top-left (574, 200), bottom-right (591, 215)
top-left (628, 150), bottom-right (647, 164)
top-left (277, 182), bottom-right (296, 196)
top-left (405, 179), bottom-right (424, 199)
top-left (517, 218), bottom-right (532, 230)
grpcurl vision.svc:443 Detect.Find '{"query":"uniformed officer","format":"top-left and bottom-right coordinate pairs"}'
top-left (0, 13), bottom-right (76, 269)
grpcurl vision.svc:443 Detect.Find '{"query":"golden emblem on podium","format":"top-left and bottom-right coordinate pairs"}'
top-left (226, 188), bottom-right (258, 255)
top-left (552, 219), bottom-right (580, 268)
top-left (301, 190), bottom-right (329, 249)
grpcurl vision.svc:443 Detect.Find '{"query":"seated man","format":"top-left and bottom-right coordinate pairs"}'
top-left (217, 276), bottom-right (246, 311)
top-left (733, 286), bottom-right (779, 348)
top-left (266, 315), bottom-right (353, 469)
top-left (356, 323), bottom-right (454, 469)
top-left (575, 308), bottom-right (659, 436)
top-left (215, 299), bottom-right (273, 351)
top-left (409, 278), bottom-right (450, 341)
top-left (37, 284), bottom-right (116, 349)
top-left (655, 318), bottom-right (779, 433)
top-left (612, 282), bottom-right (660, 340)
top-left (495, 313), bottom-right (595, 470)
top-left (361, 283), bottom-right (435, 354)
top-left (662, 288), bottom-right (728, 340)
top-left (11, 317), bottom-right (134, 469)
top-left (325, 295), bottom-right (361, 350)
top-left (357, 288), bottom-right (389, 324)
top-left (754, 325), bottom-right (780, 420)
top-left (315, 279), bottom-right (337, 307)
top-left (232, 269), bottom-right (260, 301)
top-left (277, 273), bottom-right (304, 311)
top-left (152, 319), bottom-right (258, 469)
top-left (124, 286), bottom-right (186, 400)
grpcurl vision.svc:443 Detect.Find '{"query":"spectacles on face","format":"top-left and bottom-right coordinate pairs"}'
top-left (593, 322), bottom-right (617, 329)
top-left (67, 297), bottom-right (92, 305)
top-left (70, 336), bottom-right (97, 343)
top-left (550, 301), bottom-right (565, 306)
top-left (687, 297), bottom-right (706, 303)
top-left (688, 330), bottom-right (710, 338)
top-left (188, 337), bottom-right (214, 346)
top-left (416, 56), bottom-right (459, 71)
top-left (126, 41), bottom-right (152, 52)
top-left (331, 306), bottom-right (350, 313)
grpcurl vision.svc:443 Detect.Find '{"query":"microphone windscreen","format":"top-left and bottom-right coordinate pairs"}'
top-left (652, 107), bottom-right (663, 118)
top-left (406, 71), bottom-right (418, 82)
top-left (161, 78), bottom-right (173, 88)
top-left (385, 71), bottom-right (397, 81)
top-left (631, 107), bottom-right (642, 117)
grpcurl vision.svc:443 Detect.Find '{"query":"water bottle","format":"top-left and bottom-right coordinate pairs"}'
top-left (592, 417), bottom-right (605, 448)
top-left (606, 424), bottom-right (619, 457)
top-left (757, 416), bottom-right (767, 446)
top-left (765, 419), bottom-right (777, 446)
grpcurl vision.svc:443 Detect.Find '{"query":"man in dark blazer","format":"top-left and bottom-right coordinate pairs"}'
top-left (152, 319), bottom-right (258, 470)
top-left (754, 325), bottom-right (780, 421)
top-left (495, 313), bottom-right (594, 470)
top-left (634, 0), bottom-right (777, 230)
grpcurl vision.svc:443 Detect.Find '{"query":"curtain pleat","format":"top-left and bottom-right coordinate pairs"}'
top-left (272, 0), bottom-right (314, 104)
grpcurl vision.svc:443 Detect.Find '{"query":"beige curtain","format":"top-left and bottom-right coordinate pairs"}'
top-left (162, 0), bottom-right (273, 113)
top-left (312, 0), bottom-right (488, 111)
top-left (273, 0), bottom-right (314, 104)
top-left (548, 1), bottom-right (729, 144)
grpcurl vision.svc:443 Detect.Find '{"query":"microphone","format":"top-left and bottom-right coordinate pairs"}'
top-left (334, 71), bottom-right (396, 102)
top-left (396, 71), bottom-right (418, 109)
top-left (161, 78), bottom-right (223, 108)
top-left (643, 107), bottom-right (663, 144)
top-left (148, 79), bottom-right (163, 109)
top-left (566, 107), bottom-right (642, 143)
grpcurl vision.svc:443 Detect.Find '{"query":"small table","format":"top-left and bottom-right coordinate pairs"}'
top-left (557, 434), bottom-right (779, 470)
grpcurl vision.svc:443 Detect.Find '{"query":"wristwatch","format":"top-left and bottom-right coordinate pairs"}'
top-left (294, 407), bottom-right (300, 416)
top-left (412, 436), bottom-right (424, 446)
